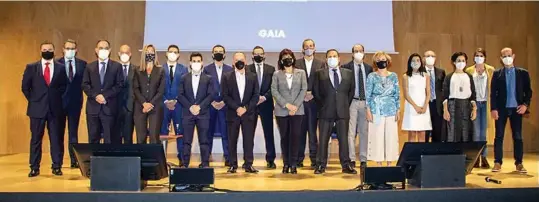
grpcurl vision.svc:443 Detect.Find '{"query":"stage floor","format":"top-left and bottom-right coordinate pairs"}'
top-left (0, 153), bottom-right (537, 192)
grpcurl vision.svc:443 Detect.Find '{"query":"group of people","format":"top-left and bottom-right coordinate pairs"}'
top-left (22, 38), bottom-right (532, 178)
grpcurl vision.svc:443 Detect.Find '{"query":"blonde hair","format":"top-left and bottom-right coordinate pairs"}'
top-left (372, 51), bottom-right (392, 70)
top-left (139, 44), bottom-right (160, 72)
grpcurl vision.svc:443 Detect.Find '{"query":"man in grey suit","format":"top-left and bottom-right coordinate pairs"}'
top-left (342, 44), bottom-right (373, 168)
top-left (313, 49), bottom-right (357, 174)
top-left (115, 45), bottom-right (137, 144)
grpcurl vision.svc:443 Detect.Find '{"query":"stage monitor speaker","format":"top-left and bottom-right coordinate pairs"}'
top-left (363, 166), bottom-right (406, 189)
top-left (90, 156), bottom-right (146, 191)
top-left (169, 167), bottom-right (214, 185)
top-left (409, 154), bottom-right (466, 188)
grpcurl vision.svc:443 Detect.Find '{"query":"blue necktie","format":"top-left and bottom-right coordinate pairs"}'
top-left (429, 69), bottom-right (436, 100)
top-left (333, 69), bottom-right (340, 90)
top-left (123, 65), bottom-right (128, 79)
top-left (100, 62), bottom-right (106, 86)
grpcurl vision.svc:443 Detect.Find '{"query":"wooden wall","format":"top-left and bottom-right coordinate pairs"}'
top-left (0, 1), bottom-right (537, 154)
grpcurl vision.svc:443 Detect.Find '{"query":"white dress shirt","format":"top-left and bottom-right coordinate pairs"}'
top-left (41, 58), bottom-right (54, 80)
top-left (305, 58), bottom-right (313, 77)
top-left (192, 73), bottom-right (201, 99)
top-left (236, 70), bottom-right (246, 102)
top-left (64, 57), bottom-right (76, 78)
top-left (216, 63), bottom-right (223, 84)
top-left (473, 70), bottom-right (488, 102)
top-left (448, 72), bottom-right (472, 99)
top-left (353, 62), bottom-right (367, 98)
top-left (167, 62), bottom-right (176, 76)
top-left (285, 73), bottom-right (293, 89)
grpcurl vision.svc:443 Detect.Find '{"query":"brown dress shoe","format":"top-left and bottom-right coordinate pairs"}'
top-left (516, 164), bottom-right (527, 173)
top-left (492, 163), bottom-right (501, 172)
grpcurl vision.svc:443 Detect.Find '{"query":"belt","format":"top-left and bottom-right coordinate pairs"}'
top-left (353, 97), bottom-right (365, 101)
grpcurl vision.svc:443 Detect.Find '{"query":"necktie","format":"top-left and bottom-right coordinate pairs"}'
top-left (333, 69), bottom-right (340, 90)
top-left (169, 65), bottom-right (174, 83)
top-left (68, 60), bottom-right (74, 81)
top-left (358, 65), bottom-right (365, 99)
top-left (123, 65), bottom-right (128, 79)
top-left (257, 64), bottom-right (262, 89)
top-left (44, 62), bottom-right (51, 86)
top-left (429, 69), bottom-right (436, 100)
top-left (100, 62), bottom-right (106, 86)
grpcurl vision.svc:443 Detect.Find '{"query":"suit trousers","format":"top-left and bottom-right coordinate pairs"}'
top-left (134, 108), bottom-right (163, 144)
top-left (256, 101), bottom-right (276, 163)
top-left (208, 108), bottom-right (229, 160)
top-left (276, 115), bottom-right (303, 166)
top-left (182, 117), bottom-right (210, 167)
top-left (161, 104), bottom-right (184, 160)
top-left (227, 116), bottom-right (256, 167)
top-left (30, 112), bottom-right (64, 169)
top-left (348, 100), bottom-right (369, 162)
top-left (87, 111), bottom-right (115, 144)
top-left (115, 107), bottom-right (134, 144)
top-left (494, 108), bottom-right (523, 165)
top-left (317, 118), bottom-right (350, 167)
top-left (298, 100), bottom-right (318, 164)
top-left (60, 110), bottom-right (81, 164)
top-left (428, 100), bottom-right (444, 142)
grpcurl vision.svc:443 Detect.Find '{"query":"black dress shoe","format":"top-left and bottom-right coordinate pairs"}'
top-left (52, 168), bottom-right (63, 176)
top-left (227, 166), bottom-right (237, 173)
top-left (244, 165), bottom-right (259, 173)
top-left (267, 161), bottom-right (277, 169)
top-left (314, 166), bottom-right (326, 174)
top-left (282, 165), bottom-right (290, 174)
top-left (342, 165), bottom-right (357, 174)
top-left (70, 162), bottom-right (79, 169)
top-left (28, 169), bottom-right (40, 177)
top-left (350, 161), bottom-right (356, 168)
top-left (290, 166), bottom-right (298, 174)
top-left (360, 161), bottom-right (367, 168)
top-left (297, 162), bottom-right (304, 168)
top-left (310, 162), bottom-right (317, 169)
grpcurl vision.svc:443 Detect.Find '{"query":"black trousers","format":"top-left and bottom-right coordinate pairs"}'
top-left (59, 110), bottom-right (81, 164)
top-left (227, 116), bottom-right (256, 167)
top-left (428, 100), bottom-right (444, 142)
top-left (134, 107), bottom-right (163, 144)
top-left (87, 111), bottom-right (115, 144)
top-left (317, 118), bottom-right (350, 167)
top-left (298, 100), bottom-right (318, 163)
top-left (276, 115), bottom-right (303, 166)
top-left (30, 113), bottom-right (64, 169)
top-left (494, 108), bottom-right (524, 165)
top-left (182, 117), bottom-right (211, 167)
top-left (256, 102), bottom-right (275, 163)
top-left (115, 107), bottom-right (134, 144)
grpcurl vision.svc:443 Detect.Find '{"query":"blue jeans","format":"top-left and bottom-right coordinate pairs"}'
top-left (473, 101), bottom-right (487, 157)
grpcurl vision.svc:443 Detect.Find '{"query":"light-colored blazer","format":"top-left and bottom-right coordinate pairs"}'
top-left (465, 63), bottom-right (495, 141)
top-left (271, 68), bottom-right (307, 117)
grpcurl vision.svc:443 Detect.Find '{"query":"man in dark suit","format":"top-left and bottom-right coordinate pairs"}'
top-left (203, 44), bottom-right (234, 166)
top-left (22, 41), bottom-right (68, 177)
top-left (161, 45), bottom-right (189, 163)
top-left (177, 52), bottom-right (215, 168)
top-left (221, 52), bottom-right (260, 173)
top-left (114, 44), bottom-right (137, 144)
top-left (312, 49), bottom-right (357, 174)
top-left (295, 38), bottom-right (325, 168)
top-left (82, 40), bottom-right (124, 144)
top-left (424, 50), bottom-right (446, 142)
top-left (342, 44), bottom-right (373, 168)
top-left (57, 39), bottom-right (87, 168)
top-left (490, 47), bottom-right (532, 173)
top-left (246, 46), bottom-right (276, 169)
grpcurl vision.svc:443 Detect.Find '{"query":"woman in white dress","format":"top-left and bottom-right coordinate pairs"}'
top-left (402, 53), bottom-right (432, 142)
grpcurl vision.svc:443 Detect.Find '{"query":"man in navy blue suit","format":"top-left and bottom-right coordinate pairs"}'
top-left (56, 39), bottom-right (87, 168)
top-left (82, 40), bottom-right (124, 144)
top-left (22, 41), bottom-right (68, 177)
top-left (114, 44), bottom-right (137, 144)
top-left (177, 52), bottom-right (215, 168)
top-left (161, 44), bottom-right (188, 164)
top-left (203, 44), bottom-right (234, 166)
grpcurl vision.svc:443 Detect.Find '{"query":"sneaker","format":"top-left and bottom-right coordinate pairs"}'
top-left (516, 164), bottom-right (527, 173)
top-left (492, 163), bottom-right (501, 172)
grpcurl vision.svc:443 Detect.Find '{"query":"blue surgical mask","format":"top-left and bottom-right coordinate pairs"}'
top-left (327, 58), bottom-right (339, 68)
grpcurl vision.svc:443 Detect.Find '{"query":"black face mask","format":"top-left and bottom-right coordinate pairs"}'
top-left (235, 61), bottom-right (245, 70)
top-left (213, 53), bottom-right (224, 61)
top-left (281, 58), bottom-right (294, 67)
top-left (376, 61), bottom-right (388, 69)
top-left (253, 55), bottom-right (264, 63)
top-left (145, 53), bottom-right (155, 62)
top-left (42, 51), bottom-right (54, 60)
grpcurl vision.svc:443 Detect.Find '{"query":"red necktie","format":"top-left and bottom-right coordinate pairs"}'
top-left (44, 62), bottom-right (51, 86)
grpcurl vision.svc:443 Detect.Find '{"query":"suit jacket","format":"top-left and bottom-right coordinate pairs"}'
top-left (163, 63), bottom-right (188, 101)
top-left (177, 73), bottom-right (216, 120)
top-left (57, 57), bottom-right (87, 115)
top-left (22, 60), bottom-right (68, 118)
top-left (313, 68), bottom-right (355, 119)
top-left (117, 63), bottom-right (137, 112)
top-left (295, 57), bottom-right (324, 92)
top-left (203, 63), bottom-right (234, 102)
top-left (490, 67), bottom-right (532, 112)
top-left (247, 62), bottom-right (276, 109)
top-left (221, 71), bottom-right (260, 121)
top-left (133, 66), bottom-right (166, 110)
top-left (342, 61), bottom-right (373, 98)
top-left (271, 69), bottom-right (308, 117)
top-left (82, 60), bottom-right (124, 116)
top-left (428, 67), bottom-right (446, 115)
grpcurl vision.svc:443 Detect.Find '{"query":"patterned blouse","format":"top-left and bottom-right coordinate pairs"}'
top-left (366, 72), bottom-right (400, 122)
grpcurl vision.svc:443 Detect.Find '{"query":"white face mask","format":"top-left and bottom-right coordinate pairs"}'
top-left (455, 62), bottom-right (466, 70)
top-left (425, 56), bottom-right (436, 66)
top-left (191, 62), bottom-right (202, 72)
top-left (474, 57), bottom-right (485, 64)
top-left (120, 54), bottom-right (130, 63)
top-left (65, 50), bottom-right (76, 59)
top-left (98, 49), bottom-right (110, 60)
top-left (411, 62), bottom-right (421, 69)
top-left (502, 57), bottom-right (513, 66)
top-left (353, 52), bottom-right (364, 61)
top-left (167, 52), bottom-right (178, 62)
top-left (327, 58), bottom-right (339, 68)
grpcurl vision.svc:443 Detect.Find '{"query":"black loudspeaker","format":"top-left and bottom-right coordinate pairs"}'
top-left (362, 166), bottom-right (406, 189)
top-left (409, 154), bottom-right (466, 188)
top-left (90, 156), bottom-right (145, 191)
top-left (169, 168), bottom-right (215, 192)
